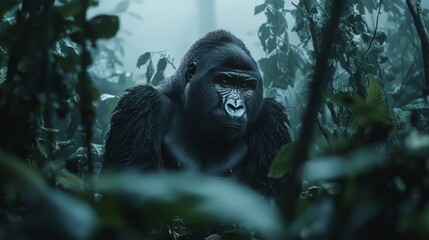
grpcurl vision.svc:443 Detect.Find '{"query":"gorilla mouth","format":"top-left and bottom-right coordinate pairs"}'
top-left (215, 119), bottom-right (245, 130)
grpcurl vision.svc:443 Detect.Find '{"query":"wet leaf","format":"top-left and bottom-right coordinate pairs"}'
top-left (136, 52), bottom-right (151, 68)
top-left (115, 0), bottom-right (130, 13)
top-left (146, 59), bottom-right (154, 83)
top-left (268, 142), bottom-right (296, 178)
top-left (89, 14), bottom-right (119, 39)
top-left (254, 3), bottom-right (267, 15)
top-left (301, 149), bottom-right (386, 181)
top-left (96, 172), bottom-right (283, 238)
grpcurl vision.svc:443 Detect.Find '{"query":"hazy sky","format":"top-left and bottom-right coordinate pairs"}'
top-left (89, 0), bottom-right (296, 74)
top-left (89, 0), bottom-right (429, 75)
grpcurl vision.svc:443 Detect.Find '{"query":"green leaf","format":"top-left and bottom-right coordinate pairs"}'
top-left (327, 92), bottom-right (391, 126)
top-left (89, 14), bottom-right (119, 39)
top-left (115, 0), bottom-right (130, 13)
top-left (258, 24), bottom-right (270, 51)
top-left (267, 37), bottom-right (277, 54)
top-left (403, 98), bottom-right (429, 110)
top-left (302, 149), bottom-right (385, 181)
top-left (56, 1), bottom-right (82, 17)
top-left (145, 59), bottom-right (154, 83)
top-left (0, 1), bottom-right (18, 18)
top-left (0, 151), bottom-right (98, 239)
top-left (89, 0), bottom-right (99, 7)
top-left (268, 142), bottom-right (296, 178)
top-left (96, 172), bottom-right (283, 238)
top-left (151, 72), bottom-right (164, 86)
top-left (254, 3), bottom-right (267, 15)
top-left (156, 57), bottom-right (168, 72)
top-left (136, 52), bottom-right (151, 68)
top-left (366, 78), bottom-right (384, 106)
top-left (326, 93), bottom-right (363, 109)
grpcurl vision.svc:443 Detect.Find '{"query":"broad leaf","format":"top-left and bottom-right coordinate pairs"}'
top-left (136, 52), bottom-right (151, 68)
top-left (96, 172), bottom-right (284, 238)
top-left (268, 142), bottom-right (296, 178)
top-left (115, 0), bottom-right (130, 13)
top-left (145, 59), bottom-right (154, 83)
top-left (157, 57), bottom-right (168, 72)
top-left (89, 14), bottom-right (119, 39)
top-left (254, 3), bottom-right (267, 15)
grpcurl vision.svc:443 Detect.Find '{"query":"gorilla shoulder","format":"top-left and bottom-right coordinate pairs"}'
top-left (103, 84), bottom-right (174, 170)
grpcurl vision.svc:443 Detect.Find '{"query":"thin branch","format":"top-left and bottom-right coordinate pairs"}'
top-left (314, 0), bottom-right (330, 19)
top-left (41, 0), bottom-right (54, 160)
top-left (304, 0), bottom-right (320, 54)
top-left (80, 0), bottom-right (94, 176)
top-left (406, 0), bottom-right (429, 95)
top-left (362, 0), bottom-right (383, 59)
top-left (280, 0), bottom-right (347, 222)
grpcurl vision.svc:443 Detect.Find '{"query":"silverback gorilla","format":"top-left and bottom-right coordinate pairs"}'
top-left (103, 30), bottom-right (291, 196)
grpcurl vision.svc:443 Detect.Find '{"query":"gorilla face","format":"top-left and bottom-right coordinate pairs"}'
top-left (211, 69), bottom-right (258, 130)
top-left (184, 44), bottom-right (263, 140)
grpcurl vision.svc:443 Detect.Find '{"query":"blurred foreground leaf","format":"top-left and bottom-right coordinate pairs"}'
top-left (96, 172), bottom-right (284, 239)
top-left (0, 151), bottom-right (98, 240)
top-left (301, 149), bottom-right (386, 181)
top-left (0, 153), bottom-right (283, 239)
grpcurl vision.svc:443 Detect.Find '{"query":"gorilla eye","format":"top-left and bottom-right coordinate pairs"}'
top-left (220, 79), bottom-right (229, 86)
top-left (241, 83), bottom-right (249, 89)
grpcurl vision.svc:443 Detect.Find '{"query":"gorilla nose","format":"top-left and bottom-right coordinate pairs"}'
top-left (225, 99), bottom-right (245, 117)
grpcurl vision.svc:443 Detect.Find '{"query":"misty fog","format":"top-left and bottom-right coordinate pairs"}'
top-left (89, 0), bottom-right (298, 74)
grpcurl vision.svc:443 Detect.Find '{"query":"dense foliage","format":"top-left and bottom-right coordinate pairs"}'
top-left (1, 0), bottom-right (429, 239)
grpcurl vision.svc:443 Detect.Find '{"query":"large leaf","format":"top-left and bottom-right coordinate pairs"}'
top-left (301, 149), bottom-right (386, 181)
top-left (366, 78), bottom-right (385, 107)
top-left (327, 93), bottom-right (391, 125)
top-left (95, 172), bottom-right (284, 239)
top-left (145, 59), bottom-right (155, 83)
top-left (115, 0), bottom-right (130, 13)
top-left (89, 14), bottom-right (119, 39)
top-left (258, 24), bottom-right (270, 51)
top-left (268, 142), bottom-right (296, 178)
top-left (136, 52), bottom-right (151, 68)
top-left (56, 1), bottom-right (82, 17)
top-left (0, 151), bottom-right (98, 240)
top-left (254, 3), bottom-right (267, 15)
top-left (156, 57), bottom-right (168, 72)
top-left (151, 72), bottom-right (164, 86)
top-left (0, 1), bottom-right (18, 18)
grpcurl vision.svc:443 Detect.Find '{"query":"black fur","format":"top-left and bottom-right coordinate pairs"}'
top-left (104, 30), bottom-right (291, 196)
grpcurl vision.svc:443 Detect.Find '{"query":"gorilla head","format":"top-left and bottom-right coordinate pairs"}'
top-left (162, 31), bottom-right (263, 141)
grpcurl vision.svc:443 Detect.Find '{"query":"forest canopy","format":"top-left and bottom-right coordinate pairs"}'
top-left (1, 0), bottom-right (429, 239)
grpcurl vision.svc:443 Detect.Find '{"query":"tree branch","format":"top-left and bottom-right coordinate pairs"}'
top-left (406, 0), bottom-right (429, 94)
top-left (280, 0), bottom-right (347, 222)
top-left (362, 0), bottom-right (383, 59)
top-left (304, 0), bottom-right (320, 54)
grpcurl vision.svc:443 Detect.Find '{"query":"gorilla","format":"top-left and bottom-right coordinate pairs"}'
top-left (104, 30), bottom-right (290, 196)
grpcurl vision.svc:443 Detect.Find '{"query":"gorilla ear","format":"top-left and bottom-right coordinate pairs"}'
top-left (185, 62), bottom-right (197, 82)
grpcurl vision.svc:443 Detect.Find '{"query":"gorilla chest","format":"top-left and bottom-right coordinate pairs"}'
top-left (161, 111), bottom-right (249, 176)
